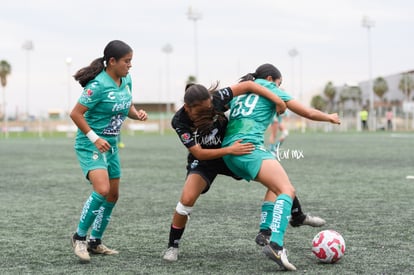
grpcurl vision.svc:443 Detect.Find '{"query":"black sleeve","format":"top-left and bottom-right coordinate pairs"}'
top-left (212, 87), bottom-right (234, 112)
top-left (171, 109), bottom-right (196, 149)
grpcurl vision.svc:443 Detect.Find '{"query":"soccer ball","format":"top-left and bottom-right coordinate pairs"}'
top-left (312, 230), bottom-right (346, 263)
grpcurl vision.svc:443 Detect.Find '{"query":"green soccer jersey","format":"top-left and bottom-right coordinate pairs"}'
top-left (75, 70), bottom-right (132, 146)
top-left (223, 78), bottom-right (292, 147)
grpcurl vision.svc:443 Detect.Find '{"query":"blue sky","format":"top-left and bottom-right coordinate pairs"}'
top-left (1, 0), bottom-right (413, 117)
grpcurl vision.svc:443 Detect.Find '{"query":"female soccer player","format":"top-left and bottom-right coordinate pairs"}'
top-left (70, 40), bottom-right (147, 262)
top-left (222, 63), bottom-right (340, 270)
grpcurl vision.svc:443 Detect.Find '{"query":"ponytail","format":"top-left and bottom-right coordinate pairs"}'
top-left (74, 57), bottom-right (105, 87)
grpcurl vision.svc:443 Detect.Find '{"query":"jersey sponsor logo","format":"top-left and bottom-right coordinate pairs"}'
top-left (112, 100), bottom-right (132, 112)
top-left (108, 92), bottom-right (116, 100)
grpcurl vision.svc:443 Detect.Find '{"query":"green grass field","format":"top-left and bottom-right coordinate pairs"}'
top-left (1, 131), bottom-right (413, 274)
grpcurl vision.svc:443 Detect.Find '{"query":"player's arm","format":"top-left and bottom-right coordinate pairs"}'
top-left (230, 80), bottom-right (286, 114)
top-left (70, 103), bottom-right (111, 151)
top-left (70, 103), bottom-right (93, 136)
top-left (127, 104), bottom-right (148, 121)
top-left (188, 140), bottom-right (255, 161)
top-left (286, 99), bottom-right (340, 124)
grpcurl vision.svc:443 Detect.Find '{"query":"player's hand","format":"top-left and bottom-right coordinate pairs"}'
top-left (329, 113), bottom-right (341, 124)
top-left (94, 138), bottom-right (111, 153)
top-left (229, 140), bottom-right (255, 155)
top-left (137, 109), bottom-right (148, 121)
top-left (276, 101), bottom-right (287, 115)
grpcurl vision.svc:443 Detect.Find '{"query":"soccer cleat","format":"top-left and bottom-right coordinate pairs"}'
top-left (163, 247), bottom-right (179, 262)
top-left (71, 233), bottom-right (90, 262)
top-left (255, 229), bottom-right (271, 246)
top-left (88, 239), bottom-right (119, 255)
top-left (263, 244), bottom-right (297, 271)
top-left (290, 214), bottom-right (326, 227)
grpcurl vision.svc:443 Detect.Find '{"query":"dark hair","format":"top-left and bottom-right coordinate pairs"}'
top-left (184, 82), bottom-right (219, 107)
top-left (239, 63), bottom-right (282, 82)
top-left (74, 40), bottom-right (133, 87)
top-left (184, 82), bottom-right (226, 135)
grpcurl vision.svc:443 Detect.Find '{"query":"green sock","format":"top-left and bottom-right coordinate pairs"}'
top-left (76, 191), bottom-right (105, 237)
top-left (90, 201), bottom-right (115, 239)
top-left (269, 194), bottom-right (293, 247)
top-left (259, 201), bottom-right (275, 230)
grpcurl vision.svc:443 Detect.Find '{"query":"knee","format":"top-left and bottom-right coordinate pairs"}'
top-left (95, 188), bottom-right (110, 198)
top-left (180, 194), bottom-right (197, 207)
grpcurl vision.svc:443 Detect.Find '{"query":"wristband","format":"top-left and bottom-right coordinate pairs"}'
top-left (86, 130), bottom-right (99, 143)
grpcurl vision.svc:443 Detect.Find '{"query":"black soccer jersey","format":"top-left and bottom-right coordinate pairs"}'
top-left (171, 87), bottom-right (233, 162)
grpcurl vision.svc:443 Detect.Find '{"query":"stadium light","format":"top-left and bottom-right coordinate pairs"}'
top-left (187, 6), bottom-right (202, 80)
top-left (362, 15), bottom-right (375, 130)
top-left (22, 40), bottom-right (34, 119)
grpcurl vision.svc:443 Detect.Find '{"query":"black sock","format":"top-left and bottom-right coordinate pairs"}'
top-left (291, 196), bottom-right (305, 220)
top-left (168, 225), bottom-right (185, 248)
top-left (259, 228), bottom-right (272, 236)
top-left (73, 232), bottom-right (86, 241)
top-left (89, 238), bottom-right (101, 247)
top-left (269, 241), bottom-right (283, 251)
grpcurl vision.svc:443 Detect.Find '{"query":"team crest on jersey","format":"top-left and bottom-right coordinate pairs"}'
top-left (180, 133), bottom-right (192, 144)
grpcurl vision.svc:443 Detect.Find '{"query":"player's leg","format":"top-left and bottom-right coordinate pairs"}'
top-left (256, 190), bottom-right (326, 246)
top-left (255, 159), bottom-right (296, 271)
top-left (88, 178), bottom-right (120, 255)
top-left (72, 169), bottom-right (110, 262)
top-left (163, 173), bottom-right (208, 262)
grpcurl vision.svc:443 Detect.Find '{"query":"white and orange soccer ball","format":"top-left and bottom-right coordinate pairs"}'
top-left (312, 230), bottom-right (346, 263)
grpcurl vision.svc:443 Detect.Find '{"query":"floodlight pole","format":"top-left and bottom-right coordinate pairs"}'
top-left (362, 16), bottom-right (375, 131)
top-left (187, 6), bottom-right (202, 80)
top-left (22, 40), bottom-right (34, 119)
top-left (288, 48), bottom-right (299, 98)
top-left (162, 44), bottom-right (173, 116)
top-left (65, 57), bottom-right (72, 118)
top-left (2, 84), bottom-right (7, 138)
